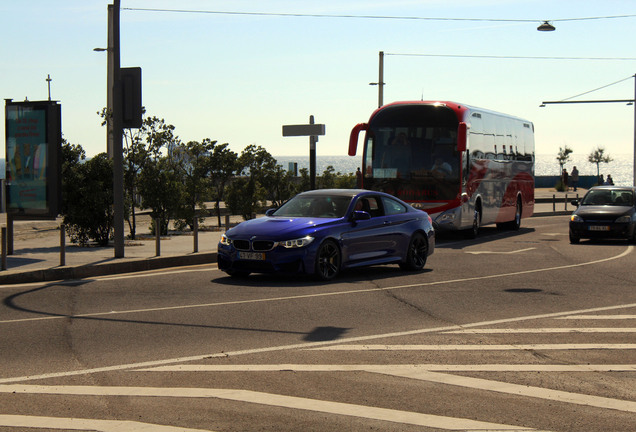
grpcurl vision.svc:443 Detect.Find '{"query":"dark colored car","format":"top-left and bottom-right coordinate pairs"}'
top-left (569, 186), bottom-right (636, 244)
top-left (217, 189), bottom-right (435, 280)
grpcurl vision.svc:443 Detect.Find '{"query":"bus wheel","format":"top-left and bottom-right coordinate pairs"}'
top-left (465, 205), bottom-right (481, 239)
top-left (497, 198), bottom-right (522, 231)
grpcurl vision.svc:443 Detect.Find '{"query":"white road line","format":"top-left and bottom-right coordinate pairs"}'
top-left (556, 315), bottom-right (636, 320)
top-left (309, 344), bottom-right (636, 351)
top-left (0, 265), bottom-right (218, 289)
top-left (445, 328), bottom-right (636, 334)
top-left (383, 370), bottom-right (636, 414)
top-left (2, 246), bottom-right (633, 325)
top-left (0, 414), bottom-right (214, 431)
top-left (135, 364), bottom-right (636, 373)
top-left (465, 247), bottom-right (536, 255)
top-left (0, 385), bottom-right (536, 431)
top-left (3, 303), bottom-right (636, 385)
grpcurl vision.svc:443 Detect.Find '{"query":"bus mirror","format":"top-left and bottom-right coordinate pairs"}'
top-left (349, 123), bottom-right (368, 156)
top-left (457, 122), bottom-right (467, 152)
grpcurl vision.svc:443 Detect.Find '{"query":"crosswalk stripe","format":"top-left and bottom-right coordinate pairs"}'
top-left (0, 385), bottom-right (535, 431)
top-left (444, 328), bottom-right (636, 333)
top-left (135, 364), bottom-right (636, 373)
top-left (308, 344), bottom-right (636, 351)
top-left (0, 414), bottom-right (213, 431)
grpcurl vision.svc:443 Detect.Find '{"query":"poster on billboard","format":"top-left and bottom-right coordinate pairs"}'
top-left (5, 100), bottom-right (61, 219)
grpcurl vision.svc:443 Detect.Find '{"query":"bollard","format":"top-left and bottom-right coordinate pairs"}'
top-left (225, 214), bottom-right (230, 230)
top-left (155, 218), bottom-right (161, 257)
top-left (60, 224), bottom-right (66, 267)
top-left (564, 193), bottom-right (568, 211)
top-left (1, 227), bottom-right (6, 271)
top-left (552, 194), bottom-right (556, 213)
top-left (193, 217), bottom-right (198, 253)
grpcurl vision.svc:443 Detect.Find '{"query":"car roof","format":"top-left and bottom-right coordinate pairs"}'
top-left (589, 186), bottom-right (636, 192)
top-left (298, 189), bottom-right (375, 197)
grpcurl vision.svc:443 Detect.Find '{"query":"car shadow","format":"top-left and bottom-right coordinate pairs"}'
top-left (213, 265), bottom-right (434, 287)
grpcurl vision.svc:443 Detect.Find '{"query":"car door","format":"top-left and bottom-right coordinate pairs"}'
top-left (340, 195), bottom-right (402, 265)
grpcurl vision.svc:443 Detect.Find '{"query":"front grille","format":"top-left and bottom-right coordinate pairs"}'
top-left (233, 240), bottom-right (250, 251)
top-left (231, 239), bottom-right (276, 251)
top-left (252, 240), bottom-right (276, 251)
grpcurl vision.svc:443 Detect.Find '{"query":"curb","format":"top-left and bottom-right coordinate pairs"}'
top-left (0, 252), bottom-right (217, 285)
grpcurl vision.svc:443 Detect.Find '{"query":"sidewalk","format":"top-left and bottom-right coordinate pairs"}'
top-left (0, 189), bottom-right (581, 285)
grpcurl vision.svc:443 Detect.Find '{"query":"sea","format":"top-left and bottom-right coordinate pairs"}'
top-left (1, 154), bottom-right (632, 186)
top-left (275, 154), bottom-right (634, 186)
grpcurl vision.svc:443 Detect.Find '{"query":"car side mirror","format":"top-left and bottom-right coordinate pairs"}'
top-left (265, 208), bottom-right (277, 216)
top-left (351, 210), bottom-right (371, 221)
top-left (571, 199), bottom-right (579, 207)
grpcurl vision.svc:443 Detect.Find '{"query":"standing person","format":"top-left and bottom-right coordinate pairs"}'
top-left (605, 174), bottom-right (614, 185)
top-left (355, 167), bottom-right (362, 188)
top-left (570, 166), bottom-right (579, 191)
top-left (598, 174), bottom-right (605, 186)
top-left (561, 168), bottom-right (569, 191)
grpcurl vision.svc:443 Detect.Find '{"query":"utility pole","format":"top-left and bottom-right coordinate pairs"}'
top-left (46, 74), bottom-right (52, 101)
top-left (110, 0), bottom-right (125, 257)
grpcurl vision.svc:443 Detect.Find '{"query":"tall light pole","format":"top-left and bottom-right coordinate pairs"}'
top-left (369, 51), bottom-right (385, 108)
top-left (110, 0), bottom-right (125, 257)
top-left (541, 73), bottom-right (636, 186)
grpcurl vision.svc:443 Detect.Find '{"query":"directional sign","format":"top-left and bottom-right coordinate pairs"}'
top-left (282, 123), bottom-right (325, 137)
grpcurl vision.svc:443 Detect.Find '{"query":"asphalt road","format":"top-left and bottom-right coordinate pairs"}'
top-left (1, 214), bottom-right (635, 432)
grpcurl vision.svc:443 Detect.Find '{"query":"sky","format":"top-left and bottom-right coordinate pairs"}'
top-left (2, 0), bottom-right (636, 162)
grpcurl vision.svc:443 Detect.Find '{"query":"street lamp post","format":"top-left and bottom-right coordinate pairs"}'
top-left (369, 51), bottom-right (385, 108)
top-left (110, 0), bottom-right (125, 257)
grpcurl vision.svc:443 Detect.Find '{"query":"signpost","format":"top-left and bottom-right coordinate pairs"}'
top-left (282, 116), bottom-right (326, 190)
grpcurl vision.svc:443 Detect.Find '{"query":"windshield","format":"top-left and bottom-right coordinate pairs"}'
top-left (581, 189), bottom-right (634, 206)
top-left (273, 195), bottom-right (353, 218)
top-left (361, 105), bottom-right (461, 202)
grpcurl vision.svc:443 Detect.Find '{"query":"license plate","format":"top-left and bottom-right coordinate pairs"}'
top-left (589, 225), bottom-right (610, 231)
top-left (238, 251), bottom-right (265, 260)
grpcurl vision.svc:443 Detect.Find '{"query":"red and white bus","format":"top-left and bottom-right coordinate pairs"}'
top-left (349, 101), bottom-right (534, 237)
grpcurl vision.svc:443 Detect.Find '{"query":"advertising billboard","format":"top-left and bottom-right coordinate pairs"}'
top-left (5, 100), bottom-right (61, 219)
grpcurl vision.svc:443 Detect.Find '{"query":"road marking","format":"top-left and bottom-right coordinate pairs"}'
top-left (136, 364), bottom-right (636, 373)
top-left (2, 246), bottom-right (633, 325)
top-left (0, 414), bottom-right (214, 431)
top-left (309, 344), bottom-right (636, 351)
top-left (556, 315), bottom-right (636, 320)
top-left (383, 370), bottom-right (636, 414)
top-left (445, 328), bottom-right (636, 334)
top-left (0, 385), bottom-right (537, 431)
top-left (0, 265), bottom-right (218, 289)
top-left (465, 247), bottom-right (536, 255)
top-left (2, 302), bottom-right (636, 384)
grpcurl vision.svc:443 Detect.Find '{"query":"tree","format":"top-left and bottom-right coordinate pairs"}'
top-left (173, 139), bottom-right (217, 230)
top-left (556, 145), bottom-right (573, 171)
top-left (208, 142), bottom-right (238, 226)
top-left (136, 117), bottom-right (183, 235)
top-left (225, 145), bottom-right (277, 220)
top-left (588, 146), bottom-right (613, 182)
top-left (62, 152), bottom-right (114, 246)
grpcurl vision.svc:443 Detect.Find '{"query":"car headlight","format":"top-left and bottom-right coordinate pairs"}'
top-left (281, 236), bottom-right (314, 248)
top-left (615, 215), bottom-right (631, 223)
top-left (219, 234), bottom-right (232, 246)
top-left (570, 214), bottom-right (583, 222)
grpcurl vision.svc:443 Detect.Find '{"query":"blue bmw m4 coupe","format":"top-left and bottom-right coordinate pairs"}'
top-left (217, 189), bottom-right (435, 280)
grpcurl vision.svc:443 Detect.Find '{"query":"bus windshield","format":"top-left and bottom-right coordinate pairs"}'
top-left (362, 105), bottom-right (461, 202)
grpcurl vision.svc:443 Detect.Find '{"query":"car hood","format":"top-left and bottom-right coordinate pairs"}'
top-left (574, 205), bottom-right (632, 218)
top-left (226, 216), bottom-right (341, 239)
